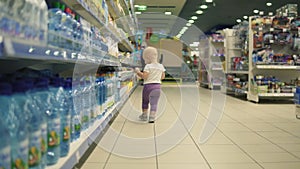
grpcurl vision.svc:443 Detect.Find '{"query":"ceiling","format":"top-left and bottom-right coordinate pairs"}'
top-left (134, 0), bottom-right (300, 37)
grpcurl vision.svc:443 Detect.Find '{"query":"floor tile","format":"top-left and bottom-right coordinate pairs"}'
top-left (218, 123), bottom-right (252, 132)
top-left (85, 147), bottom-right (110, 163)
top-left (210, 163), bottom-right (263, 169)
top-left (81, 162), bottom-right (105, 169)
top-left (278, 144), bottom-right (300, 152)
top-left (225, 132), bottom-right (271, 145)
top-left (199, 144), bottom-right (244, 153)
top-left (249, 152), bottom-right (300, 163)
top-left (203, 152), bottom-right (254, 163)
top-left (239, 144), bottom-right (285, 153)
top-left (260, 162), bottom-right (300, 169)
top-left (158, 163), bottom-right (210, 169)
top-left (107, 154), bottom-right (156, 163)
top-left (104, 163), bottom-right (156, 169)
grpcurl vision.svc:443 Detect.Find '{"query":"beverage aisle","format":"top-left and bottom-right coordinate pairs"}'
top-left (80, 85), bottom-right (300, 169)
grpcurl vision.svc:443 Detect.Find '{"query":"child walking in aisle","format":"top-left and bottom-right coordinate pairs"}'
top-left (135, 47), bottom-right (165, 123)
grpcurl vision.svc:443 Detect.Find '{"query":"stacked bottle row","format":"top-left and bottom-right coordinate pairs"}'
top-left (0, 68), bottom-right (119, 168)
top-left (0, 0), bottom-right (48, 43)
top-left (0, 0), bottom-right (109, 54)
top-left (47, 0), bottom-right (108, 53)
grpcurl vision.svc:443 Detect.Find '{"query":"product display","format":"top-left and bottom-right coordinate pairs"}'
top-left (199, 33), bottom-right (225, 89)
top-left (0, 0), bottom-right (139, 168)
top-left (248, 5), bottom-right (299, 102)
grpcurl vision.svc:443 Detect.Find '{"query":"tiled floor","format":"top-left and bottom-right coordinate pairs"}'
top-left (81, 84), bottom-right (300, 169)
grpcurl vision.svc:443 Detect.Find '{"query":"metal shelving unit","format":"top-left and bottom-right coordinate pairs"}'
top-left (0, 0), bottom-right (139, 168)
top-left (247, 16), bottom-right (299, 103)
top-left (222, 27), bottom-right (249, 96)
top-left (199, 35), bottom-right (225, 90)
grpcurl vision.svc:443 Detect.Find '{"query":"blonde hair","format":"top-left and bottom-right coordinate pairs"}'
top-left (143, 47), bottom-right (158, 64)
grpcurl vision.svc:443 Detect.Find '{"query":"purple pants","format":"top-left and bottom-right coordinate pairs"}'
top-left (142, 83), bottom-right (161, 112)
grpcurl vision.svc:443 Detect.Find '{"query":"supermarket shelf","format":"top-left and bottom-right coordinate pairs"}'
top-left (211, 68), bottom-right (223, 71)
top-left (227, 70), bottom-right (248, 74)
top-left (258, 93), bottom-right (294, 97)
top-left (212, 83), bottom-right (222, 86)
top-left (226, 87), bottom-right (248, 94)
top-left (256, 65), bottom-right (300, 70)
top-left (200, 82), bottom-right (209, 85)
top-left (61, 0), bottom-right (133, 52)
top-left (0, 37), bottom-right (121, 67)
top-left (228, 48), bottom-right (242, 50)
top-left (47, 84), bottom-right (138, 169)
top-left (47, 103), bottom-right (119, 169)
top-left (212, 39), bottom-right (225, 43)
top-left (212, 54), bottom-right (225, 57)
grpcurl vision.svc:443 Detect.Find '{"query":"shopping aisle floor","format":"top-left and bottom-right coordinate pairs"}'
top-left (80, 85), bottom-right (300, 169)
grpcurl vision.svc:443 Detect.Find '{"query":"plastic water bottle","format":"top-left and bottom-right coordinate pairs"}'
top-left (60, 78), bottom-right (71, 157)
top-left (80, 78), bottom-right (89, 130)
top-left (38, 0), bottom-right (48, 44)
top-left (11, 81), bottom-right (30, 169)
top-left (102, 76), bottom-right (107, 114)
top-left (0, 83), bottom-right (12, 169)
top-left (72, 80), bottom-right (81, 141)
top-left (91, 76), bottom-right (98, 122)
top-left (60, 6), bottom-right (74, 50)
top-left (1, 0), bottom-right (22, 37)
top-left (26, 82), bottom-right (43, 169)
top-left (48, 2), bottom-right (63, 47)
top-left (46, 79), bottom-right (62, 165)
top-left (33, 78), bottom-right (50, 168)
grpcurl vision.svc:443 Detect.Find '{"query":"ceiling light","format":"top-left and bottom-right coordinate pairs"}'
top-left (191, 16), bottom-right (198, 20)
top-left (188, 20), bottom-right (194, 23)
top-left (183, 27), bottom-right (188, 30)
top-left (180, 30), bottom-right (186, 34)
top-left (137, 5), bottom-right (147, 11)
top-left (243, 16), bottom-right (248, 20)
top-left (266, 2), bottom-right (272, 6)
top-left (196, 10), bottom-right (203, 14)
top-left (236, 19), bottom-right (241, 23)
top-left (253, 9), bottom-right (259, 13)
top-left (165, 11), bottom-right (172, 15)
top-left (259, 11), bottom-right (264, 15)
top-left (186, 23), bottom-right (192, 26)
top-left (268, 12), bottom-right (273, 16)
top-left (206, 0), bottom-right (213, 2)
top-left (135, 11), bottom-right (141, 14)
top-left (200, 5), bottom-right (208, 9)
top-left (195, 48), bottom-right (199, 50)
top-left (134, 5), bottom-right (139, 7)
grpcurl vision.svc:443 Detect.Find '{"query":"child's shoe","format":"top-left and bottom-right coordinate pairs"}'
top-left (139, 114), bottom-right (148, 121)
top-left (148, 115), bottom-right (155, 123)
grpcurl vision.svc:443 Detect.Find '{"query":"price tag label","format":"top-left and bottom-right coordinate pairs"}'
top-left (270, 40), bottom-right (274, 43)
top-left (283, 28), bottom-right (287, 32)
top-left (270, 28), bottom-right (274, 32)
top-left (259, 27), bottom-right (263, 31)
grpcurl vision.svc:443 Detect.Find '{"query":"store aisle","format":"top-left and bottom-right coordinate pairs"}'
top-left (80, 85), bottom-right (300, 169)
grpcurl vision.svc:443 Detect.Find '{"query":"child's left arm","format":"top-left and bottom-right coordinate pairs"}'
top-left (135, 68), bottom-right (149, 79)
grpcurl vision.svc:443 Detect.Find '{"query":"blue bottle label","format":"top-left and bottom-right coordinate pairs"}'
top-left (40, 124), bottom-right (47, 155)
top-left (28, 131), bottom-right (41, 167)
top-left (0, 146), bottom-right (10, 169)
top-left (12, 139), bottom-right (29, 169)
top-left (48, 118), bottom-right (60, 148)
